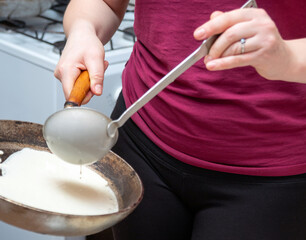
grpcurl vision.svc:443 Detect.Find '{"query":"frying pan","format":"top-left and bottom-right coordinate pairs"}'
top-left (0, 120), bottom-right (143, 236)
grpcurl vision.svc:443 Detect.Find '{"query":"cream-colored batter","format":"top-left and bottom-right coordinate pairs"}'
top-left (0, 148), bottom-right (118, 215)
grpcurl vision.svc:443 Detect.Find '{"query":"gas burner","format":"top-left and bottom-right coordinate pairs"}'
top-left (122, 27), bottom-right (135, 42)
top-left (0, 2), bottom-right (135, 56)
top-left (51, 2), bottom-right (68, 14)
top-left (53, 40), bottom-right (66, 54)
top-left (0, 19), bottom-right (26, 28)
top-left (55, 0), bottom-right (70, 4)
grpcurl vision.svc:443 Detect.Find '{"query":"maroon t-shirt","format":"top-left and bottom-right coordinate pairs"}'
top-left (122, 0), bottom-right (306, 176)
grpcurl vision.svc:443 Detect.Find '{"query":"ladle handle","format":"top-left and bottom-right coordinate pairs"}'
top-left (64, 71), bottom-right (90, 108)
top-left (106, 36), bottom-right (216, 137)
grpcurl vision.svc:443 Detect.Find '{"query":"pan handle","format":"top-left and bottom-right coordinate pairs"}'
top-left (64, 71), bottom-right (90, 108)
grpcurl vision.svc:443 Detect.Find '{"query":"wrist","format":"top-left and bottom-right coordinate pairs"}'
top-left (281, 39), bottom-right (306, 83)
top-left (64, 19), bottom-right (97, 39)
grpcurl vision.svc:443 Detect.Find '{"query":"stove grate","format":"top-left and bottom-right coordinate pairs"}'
top-left (0, 3), bottom-right (135, 55)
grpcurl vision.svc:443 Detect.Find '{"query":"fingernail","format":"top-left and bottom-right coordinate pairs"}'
top-left (194, 28), bottom-right (206, 38)
top-left (95, 84), bottom-right (102, 95)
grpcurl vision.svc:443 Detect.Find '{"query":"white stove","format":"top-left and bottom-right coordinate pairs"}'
top-left (0, 2), bottom-right (135, 240)
top-left (0, 2), bottom-right (135, 124)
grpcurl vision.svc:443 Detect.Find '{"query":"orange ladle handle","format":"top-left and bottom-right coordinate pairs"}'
top-left (64, 70), bottom-right (90, 108)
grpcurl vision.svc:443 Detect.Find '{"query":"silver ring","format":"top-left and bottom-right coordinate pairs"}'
top-left (240, 38), bottom-right (246, 54)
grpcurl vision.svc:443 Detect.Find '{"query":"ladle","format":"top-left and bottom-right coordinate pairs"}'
top-left (43, 0), bottom-right (257, 165)
top-left (43, 37), bottom-right (215, 165)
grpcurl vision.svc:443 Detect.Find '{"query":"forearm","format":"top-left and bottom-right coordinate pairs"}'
top-left (283, 38), bottom-right (306, 83)
top-left (63, 0), bottom-right (129, 45)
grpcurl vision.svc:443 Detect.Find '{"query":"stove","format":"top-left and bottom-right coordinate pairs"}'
top-left (0, 2), bottom-right (135, 240)
top-left (0, 1), bottom-right (135, 123)
top-left (0, 2), bottom-right (135, 56)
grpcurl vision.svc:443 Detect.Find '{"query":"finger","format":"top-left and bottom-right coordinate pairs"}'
top-left (208, 21), bottom-right (256, 58)
top-left (205, 51), bottom-right (258, 71)
top-left (104, 60), bottom-right (109, 71)
top-left (54, 66), bottom-right (62, 81)
top-left (81, 60), bottom-right (108, 105)
top-left (210, 11), bottom-right (224, 20)
top-left (85, 58), bottom-right (106, 96)
top-left (221, 36), bottom-right (259, 57)
top-left (194, 8), bottom-right (256, 40)
top-left (81, 91), bottom-right (94, 105)
top-left (57, 67), bottom-right (83, 100)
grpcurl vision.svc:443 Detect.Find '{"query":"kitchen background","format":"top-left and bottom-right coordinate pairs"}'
top-left (0, 0), bottom-right (135, 239)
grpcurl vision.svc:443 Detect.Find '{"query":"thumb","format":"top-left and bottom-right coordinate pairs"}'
top-left (194, 11), bottom-right (224, 40)
top-left (210, 11), bottom-right (224, 19)
top-left (86, 60), bottom-right (108, 96)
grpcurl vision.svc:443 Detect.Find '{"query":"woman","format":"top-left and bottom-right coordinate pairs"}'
top-left (55, 0), bottom-right (306, 239)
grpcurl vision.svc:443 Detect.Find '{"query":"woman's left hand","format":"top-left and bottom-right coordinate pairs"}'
top-left (193, 8), bottom-right (292, 81)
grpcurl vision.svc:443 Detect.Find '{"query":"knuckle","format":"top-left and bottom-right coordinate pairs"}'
top-left (57, 63), bottom-right (70, 73)
top-left (56, 65), bottom-right (65, 74)
top-left (233, 43), bottom-right (241, 55)
top-left (90, 73), bottom-right (104, 83)
top-left (224, 30), bottom-right (237, 43)
top-left (263, 20), bottom-right (276, 32)
top-left (256, 8), bottom-right (268, 17)
top-left (54, 65), bottom-right (65, 80)
top-left (54, 70), bottom-right (60, 80)
top-left (265, 35), bottom-right (277, 48)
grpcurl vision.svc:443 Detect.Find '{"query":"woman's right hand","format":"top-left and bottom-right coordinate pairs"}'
top-left (54, 20), bottom-right (109, 105)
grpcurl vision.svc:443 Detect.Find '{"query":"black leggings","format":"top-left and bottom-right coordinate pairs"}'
top-left (111, 93), bottom-right (306, 240)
